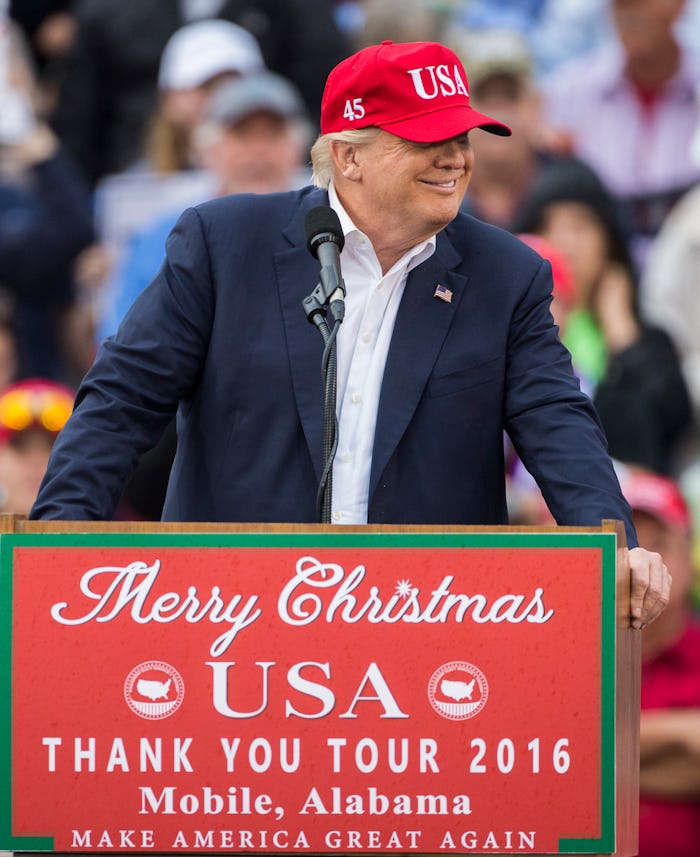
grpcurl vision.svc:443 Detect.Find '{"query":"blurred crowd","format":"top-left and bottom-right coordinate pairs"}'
top-left (1, 2), bottom-right (700, 850)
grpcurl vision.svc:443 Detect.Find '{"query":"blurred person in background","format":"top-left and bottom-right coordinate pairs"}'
top-left (505, 233), bottom-right (578, 526)
top-left (618, 466), bottom-right (700, 857)
top-left (446, 0), bottom-right (611, 76)
top-left (513, 158), bottom-right (691, 474)
top-left (447, 27), bottom-right (547, 230)
top-left (437, 0), bottom-right (700, 78)
top-left (516, 234), bottom-right (579, 340)
top-left (641, 182), bottom-right (700, 425)
top-left (0, 378), bottom-right (73, 516)
top-left (194, 72), bottom-right (310, 195)
top-left (0, 313), bottom-right (19, 389)
top-left (96, 70), bottom-right (310, 520)
top-left (73, 20), bottom-right (268, 383)
top-left (214, 0), bottom-right (350, 129)
top-left (640, 178), bottom-right (700, 538)
top-left (97, 69), bottom-right (310, 343)
top-left (0, 16), bottom-right (94, 382)
top-left (144, 18), bottom-right (265, 174)
top-left (533, 0), bottom-right (700, 76)
top-left (538, 0), bottom-right (700, 270)
top-left (51, 0), bottom-right (349, 184)
top-left (352, 0), bottom-right (447, 47)
top-left (8, 0), bottom-right (75, 114)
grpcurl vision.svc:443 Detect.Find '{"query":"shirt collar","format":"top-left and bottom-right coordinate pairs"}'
top-left (328, 181), bottom-right (358, 242)
top-left (327, 181), bottom-right (436, 274)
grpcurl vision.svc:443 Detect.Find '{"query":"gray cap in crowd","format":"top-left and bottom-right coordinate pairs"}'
top-left (207, 72), bottom-right (307, 126)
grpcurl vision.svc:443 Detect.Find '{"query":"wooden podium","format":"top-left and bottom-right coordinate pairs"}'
top-left (0, 519), bottom-right (640, 856)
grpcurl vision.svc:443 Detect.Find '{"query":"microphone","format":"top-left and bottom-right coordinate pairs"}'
top-left (304, 206), bottom-right (346, 308)
top-left (302, 207), bottom-right (345, 521)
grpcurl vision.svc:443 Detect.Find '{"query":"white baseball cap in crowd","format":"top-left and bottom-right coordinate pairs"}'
top-left (158, 19), bottom-right (265, 91)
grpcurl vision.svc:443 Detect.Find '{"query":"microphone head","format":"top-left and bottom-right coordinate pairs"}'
top-left (304, 206), bottom-right (345, 258)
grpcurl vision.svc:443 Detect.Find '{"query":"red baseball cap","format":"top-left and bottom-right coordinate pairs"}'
top-left (620, 468), bottom-right (692, 534)
top-left (517, 234), bottom-right (576, 306)
top-left (321, 40), bottom-right (511, 142)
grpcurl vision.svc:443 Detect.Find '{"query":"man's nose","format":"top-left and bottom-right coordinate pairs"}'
top-left (434, 140), bottom-right (469, 166)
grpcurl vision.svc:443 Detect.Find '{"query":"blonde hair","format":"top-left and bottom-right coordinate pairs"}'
top-left (310, 128), bottom-right (381, 188)
top-left (143, 113), bottom-right (193, 173)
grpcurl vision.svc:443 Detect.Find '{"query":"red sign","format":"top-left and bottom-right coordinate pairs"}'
top-left (1, 532), bottom-right (617, 853)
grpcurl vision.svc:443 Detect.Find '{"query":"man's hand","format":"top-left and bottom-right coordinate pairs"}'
top-left (628, 546), bottom-right (672, 629)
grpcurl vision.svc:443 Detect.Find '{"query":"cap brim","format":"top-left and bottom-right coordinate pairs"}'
top-left (378, 105), bottom-right (511, 142)
top-left (212, 96), bottom-right (299, 125)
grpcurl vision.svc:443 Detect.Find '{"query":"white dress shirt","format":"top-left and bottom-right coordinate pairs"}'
top-left (327, 183), bottom-right (436, 524)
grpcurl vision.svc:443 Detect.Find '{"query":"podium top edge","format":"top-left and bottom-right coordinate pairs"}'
top-left (0, 515), bottom-right (624, 536)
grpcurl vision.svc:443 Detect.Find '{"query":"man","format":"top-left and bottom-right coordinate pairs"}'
top-left (98, 70), bottom-right (310, 341)
top-left (94, 71), bottom-right (310, 519)
top-left (641, 182), bottom-right (700, 424)
top-left (0, 19), bottom-right (94, 381)
top-left (31, 40), bottom-right (669, 629)
top-left (540, 0), bottom-right (700, 266)
top-left (51, 0), bottom-right (349, 182)
top-left (618, 467), bottom-right (700, 855)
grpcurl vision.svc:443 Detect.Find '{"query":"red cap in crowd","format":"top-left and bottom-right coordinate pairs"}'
top-left (0, 379), bottom-right (74, 444)
top-left (321, 40), bottom-right (511, 142)
top-left (621, 469), bottom-right (692, 534)
top-left (517, 233), bottom-right (577, 306)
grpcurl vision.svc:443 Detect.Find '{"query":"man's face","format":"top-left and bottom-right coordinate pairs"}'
top-left (612, 0), bottom-right (686, 56)
top-left (341, 129), bottom-right (474, 249)
top-left (633, 508), bottom-right (695, 657)
top-left (161, 71), bottom-right (239, 131)
top-left (538, 201), bottom-right (608, 303)
top-left (202, 111), bottom-right (303, 195)
top-left (633, 510), bottom-right (693, 599)
top-left (0, 429), bottom-right (55, 517)
top-left (470, 74), bottom-right (537, 170)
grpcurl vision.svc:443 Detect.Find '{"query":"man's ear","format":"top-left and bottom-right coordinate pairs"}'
top-left (330, 140), bottom-right (362, 181)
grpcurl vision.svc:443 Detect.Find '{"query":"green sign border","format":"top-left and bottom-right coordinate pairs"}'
top-left (0, 529), bottom-right (617, 854)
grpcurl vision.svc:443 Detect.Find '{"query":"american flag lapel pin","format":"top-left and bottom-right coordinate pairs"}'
top-left (434, 284), bottom-right (453, 303)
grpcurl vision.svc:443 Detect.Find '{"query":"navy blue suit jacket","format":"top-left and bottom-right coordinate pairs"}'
top-left (31, 186), bottom-right (636, 543)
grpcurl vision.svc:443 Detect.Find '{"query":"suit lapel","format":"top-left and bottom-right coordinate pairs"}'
top-left (275, 190), bottom-right (330, 480)
top-left (369, 234), bottom-right (468, 499)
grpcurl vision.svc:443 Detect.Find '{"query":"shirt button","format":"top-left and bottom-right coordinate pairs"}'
top-left (351, 393), bottom-right (361, 404)
top-left (377, 281), bottom-right (384, 290)
top-left (362, 332), bottom-right (371, 343)
top-left (332, 511), bottom-right (342, 522)
top-left (341, 452), bottom-right (352, 463)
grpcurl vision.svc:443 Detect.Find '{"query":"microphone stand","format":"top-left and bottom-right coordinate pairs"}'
top-left (303, 286), bottom-right (344, 524)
